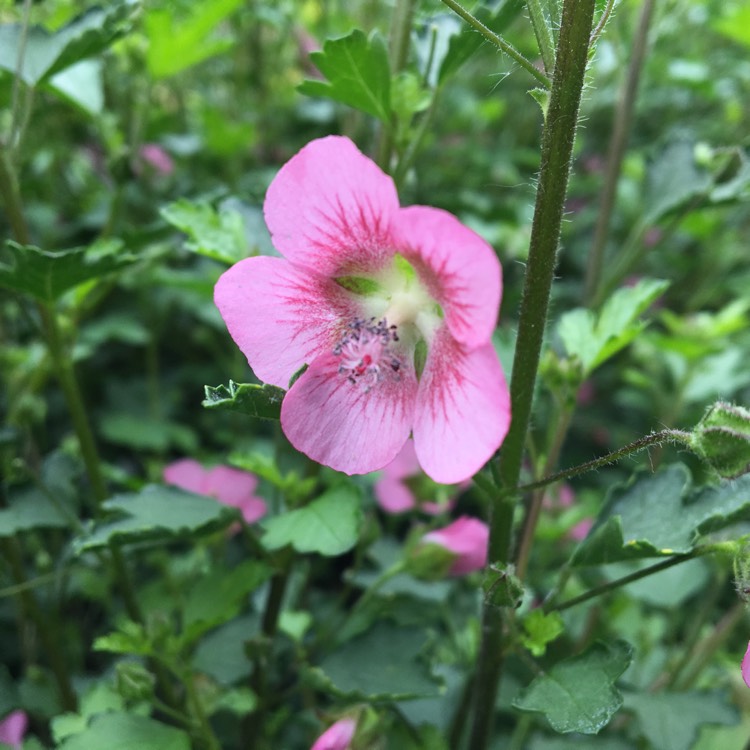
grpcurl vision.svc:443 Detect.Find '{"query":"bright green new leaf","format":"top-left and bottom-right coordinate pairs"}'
top-left (558, 278), bottom-right (669, 376)
top-left (299, 30), bottom-right (392, 123)
top-left (624, 691), bottom-right (738, 750)
top-left (0, 3), bottom-right (132, 86)
top-left (203, 381), bottom-right (286, 421)
top-left (144, 0), bottom-right (244, 79)
top-left (72, 486), bottom-right (238, 553)
top-left (56, 712), bottom-right (190, 750)
top-left (0, 240), bottom-right (135, 304)
top-left (513, 640), bottom-right (633, 734)
top-left (521, 610), bottom-right (564, 657)
top-left (318, 621), bottom-right (441, 700)
top-left (262, 485), bottom-right (362, 556)
top-left (161, 199), bottom-right (248, 265)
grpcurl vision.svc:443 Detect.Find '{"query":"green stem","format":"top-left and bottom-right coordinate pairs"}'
top-left (526, 0), bottom-right (556, 73)
top-left (468, 2), bottom-right (596, 746)
top-left (590, 0), bottom-right (616, 46)
top-left (549, 551), bottom-right (703, 613)
top-left (585, 0), bottom-right (657, 304)
top-left (1, 538), bottom-right (78, 711)
top-left (183, 670), bottom-right (221, 750)
top-left (439, 0), bottom-right (552, 88)
top-left (517, 429), bottom-right (692, 493)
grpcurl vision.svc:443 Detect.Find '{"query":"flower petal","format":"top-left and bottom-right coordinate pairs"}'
top-left (281, 350), bottom-right (417, 475)
top-left (215, 256), bottom-right (356, 387)
top-left (0, 710), bottom-right (28, 748)
top-left (310, 717), bottom-right (357, 750)
top-left (394, 205), bottom-right (501, 348)
top-left (374, 474), bottom-right (416, 514)
top-left (164, 459), bottom-right (207, 494)
top-left (264, 136), bottom-right (399, 276)
top-left (413, 331), bottom-right (510, 483)
top-left (204, 465), bottom-right (257, 504)
top-left (423, 516), bottom-right (489, 575)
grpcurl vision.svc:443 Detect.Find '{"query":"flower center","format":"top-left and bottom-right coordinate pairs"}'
top-left (333, 318), bottom-right (402, 391)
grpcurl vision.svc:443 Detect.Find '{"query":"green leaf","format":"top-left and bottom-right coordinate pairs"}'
top-left (298, 30), bottom-right (392, 123)
top-left (513, 641), bottom-right (633, 734)
top-left (161, 199), bottom-right (248, 265)
top-left (571, 465), bottom-right (693, 566)
top-left (438, 0), bottom-right (525, 83)
top-left (0, 240), bottom-right (136, 304)
top-left (93, 621), bottom-right (153, 657)
top-left (202, 381), bottom-right (286, 421)
top-left (0, 3), bottom-right (133, 86)
top-left (624, 691), bottom-right (738, 750)
top-left (713, 6), bottom-right (750, 47)
top-left (181, 560), bottom-right (272, 644)
top-left (317, 621), bottom-right (441, 700)
top-left (99, 413), bottom-right (197, 453)
top-left (47, 59), bottom-right (103, 115)
top-left (144, 0), bottom-right (244, 79)
top-left (558, 278), bottom-right (669, 376)
top-left (56, 712), bottom-right (190, 750)
top-left (192, 615), bottom-right (256, 685)
top-left (262, 485), bottom-right (362, 557)
top-left (72, 485), bottom-right (238, 553)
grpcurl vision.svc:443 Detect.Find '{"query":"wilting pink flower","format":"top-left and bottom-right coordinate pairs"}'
top-left (375, 440), bottom-right (465, 514)
top-left (742, 642), bottom-right (750, 688)
top-left (0, 710), bottom-right (27, 750)
top-left (215, 136), bottom-right (510, 483)
top-left (311, 717), bottom-right (356, 750)
top-left (422, 516), bottom-right (489, 575)
top-left (139, 143), bottom-right (174, 175)
top-left (164, 459), bottom-right (267, 523)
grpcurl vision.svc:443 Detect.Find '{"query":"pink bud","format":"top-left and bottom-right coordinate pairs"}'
top-left (422, 516), bottom-right (489, 575)
top-left (310, 717), bottom-right (357, 750)
top-left (0, 710), bottom-right (28, 750)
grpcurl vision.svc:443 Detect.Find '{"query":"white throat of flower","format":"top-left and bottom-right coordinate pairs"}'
top-left (333, 255), bottom-right (442, 390)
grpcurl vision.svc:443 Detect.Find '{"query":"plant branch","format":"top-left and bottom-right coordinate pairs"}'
top-left (468, 1), bottom-right (597, 746)
top-left (526, 0), bottom-right (556, 73)
top-left (439, 0), bottom-right (552, 88)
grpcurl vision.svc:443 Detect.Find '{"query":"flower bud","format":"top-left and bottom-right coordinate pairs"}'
top-left (689, 402), bottom-right (750, 479)
top-left (414, 517), bottom-right (489, 578)
top-left (116, 661), bottom-right (156, 701)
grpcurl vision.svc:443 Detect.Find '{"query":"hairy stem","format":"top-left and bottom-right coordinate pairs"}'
top-left (526, 0), bottom-right (555, 73)
top-left (468, 1), bottom-right (597, 746)
top-left (585, 0), bottom-right (657, 305)
top-left (440, 0), bottom-right (552, 88)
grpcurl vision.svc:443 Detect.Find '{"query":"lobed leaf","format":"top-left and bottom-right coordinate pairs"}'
top-left (56, 712), bottom-right (190, 750)
top-left (298, 30), bottom-right (392, 123)
top-left (513, 640), bottom-right (633, 734)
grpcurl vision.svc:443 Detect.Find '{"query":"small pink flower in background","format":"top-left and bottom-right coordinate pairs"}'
top-left (164, 459), bottom-right (267, 524)
top-left (311, 717), bottom-right (357, 750)
top-left (139, 143), bottom-right (175, 175)
top-left (0, 710), bottom-right (27, 750)
top-left (215, 136), bottom-right (510, 484)
top-left (742, 642), bottom-right (750, 688)
top-left (374, 440), bottom-right (467, 515)
top-left (422, 516), bottom-right (489, 575)
top-left (568, 517), bottom-right (594, 541)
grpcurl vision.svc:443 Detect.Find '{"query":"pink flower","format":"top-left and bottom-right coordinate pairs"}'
top-left (311, 717), bottom-right (357, 750)
top-left (742, 642), bottom-right (750, 688)
top-left (422, 516), bottom-right (489, 575)
top-left (139, 143), bottom-right (174, 175)
top-left (214, 136), bottom-right (510, 483)
top-left (163, 459), bottom-right (267, 523)
top-left (0, 710), bottom-right (27, 750)
top-left (568, 517), bottom-right (593, 541)
top-left (374, 440), bottom-right (466, 514)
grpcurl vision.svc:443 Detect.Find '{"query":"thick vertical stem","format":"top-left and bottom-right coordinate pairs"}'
top-left (468, 1), bottom-right (596, 746)
top-left (585, 0), bottom-right (656, 305)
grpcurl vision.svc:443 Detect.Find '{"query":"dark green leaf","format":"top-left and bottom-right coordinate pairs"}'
top-left (203, 381), bottom-right (286, 421)
top-left (0, 4), bottom-right (133, 86)
top-left (181, 560), bottom-right (272, 644)
top-left (317, 621), bottom-right (441, 700)
top-left (0, 240), bottom-right (135, 303)
top-left (56, 712), bottom-right (190, 750)
top-left (513, 641), bottom-right (633, 734)
top-left (71, 485), bottom-right (238, 553)
top-left (624, 691), bottom-right (738, 750)
top-left (438, 0), bottom-right (525, 83)
top-left (192, 615), bottom-right (257, 684)
top-left (262, 485), bottom-right (362, 556)
top-left (298, 30), bottom-right (392, 123)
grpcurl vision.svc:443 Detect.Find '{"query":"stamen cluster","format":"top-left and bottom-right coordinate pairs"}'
top-left (334, 318), bottom-right (401, 391)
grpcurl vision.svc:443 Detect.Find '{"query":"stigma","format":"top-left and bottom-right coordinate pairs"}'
top-left (333, 318), bottom-right (402, 391)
